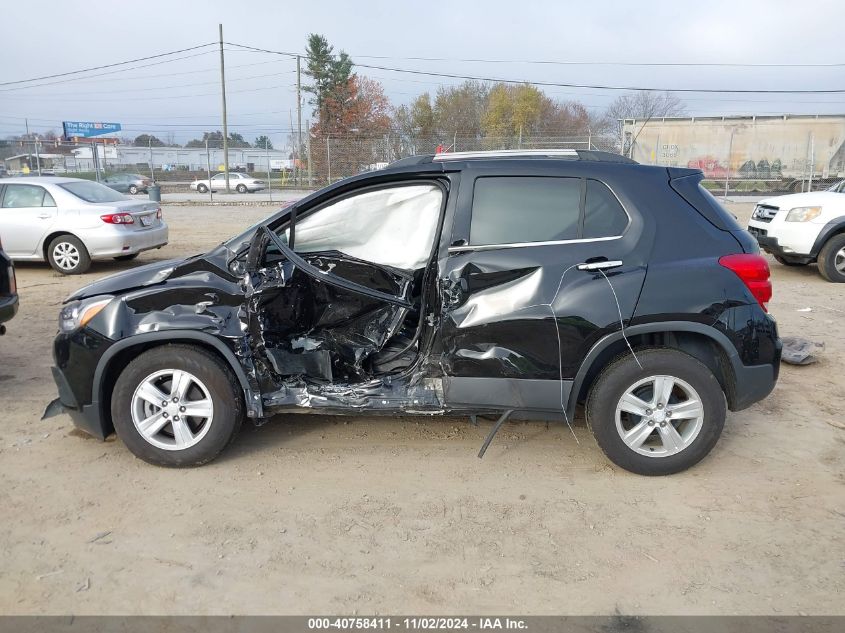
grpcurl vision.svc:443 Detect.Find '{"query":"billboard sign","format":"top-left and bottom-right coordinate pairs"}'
top-left (62, 121), bottom-right (121, 138)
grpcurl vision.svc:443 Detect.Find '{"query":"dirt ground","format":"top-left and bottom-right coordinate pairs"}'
top-left (0, 201), bottom-right (842, 616)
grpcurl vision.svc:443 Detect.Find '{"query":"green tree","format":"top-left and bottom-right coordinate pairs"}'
top-left (227, 132), bottom-right (250, 148)
top-left (433, 81), bottom-right (490, 141)
top-left (254, 135), bottom-right (273, 150)
top-left (133, 134), bottom-right (164, 147)
top-left (303, 33), bottom-right (354, 131)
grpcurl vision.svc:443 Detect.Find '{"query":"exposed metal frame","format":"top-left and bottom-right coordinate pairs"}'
top-left (433, 149), bottom-right (578, 161)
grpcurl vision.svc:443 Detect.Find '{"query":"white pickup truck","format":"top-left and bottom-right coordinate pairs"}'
top-left (747, 180), bottom-right (845, 282)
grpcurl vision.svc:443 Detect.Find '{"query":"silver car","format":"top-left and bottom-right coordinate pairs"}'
top-left (190, 172), bottom-right (266, 194)
top-left (0, 177), bottom-right (168, 274)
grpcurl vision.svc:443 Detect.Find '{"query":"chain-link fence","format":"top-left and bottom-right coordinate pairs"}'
top-left (310, 132), bottom-right (619, 184)
top-left (623, 115), bottom-right (845, 195)
top-left (7, 118), bottom-right (843, 195)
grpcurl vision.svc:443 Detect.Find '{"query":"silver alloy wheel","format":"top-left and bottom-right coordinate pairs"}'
top-left (614, 374), bottom-right (704, 457)
top-left (835, 246), bottom-right (845, 273)
top-left (130, 369), bottom-right (214, 451)
top-left (52, 241), bottom-right (80, 271)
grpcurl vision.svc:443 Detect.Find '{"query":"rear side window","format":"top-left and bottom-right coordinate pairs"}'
top-left (583, 179), bottom-right (629, 238)
top-left (470, 177), bottom-right (581, 246)
top-left (2, 184), bottom-right (53, 208)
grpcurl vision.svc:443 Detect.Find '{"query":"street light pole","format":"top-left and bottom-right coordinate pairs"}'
top-left (218, 23), bottom-right (230, 193)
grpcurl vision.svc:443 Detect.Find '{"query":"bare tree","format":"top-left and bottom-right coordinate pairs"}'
top-left (601, 91), bottom-right (687, 153)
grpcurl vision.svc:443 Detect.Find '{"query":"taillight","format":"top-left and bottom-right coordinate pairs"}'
top-left (100, 213), bottom-right (134, 224)
top-left (719, 253), bottom-right (772, 312)
top-left (8, 266), bottom-right (16, 294)
top-left (155, 208), bottom-right (162, 219)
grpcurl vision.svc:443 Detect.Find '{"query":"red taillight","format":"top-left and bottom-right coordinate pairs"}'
top-left (155, 208), bottom-right (162, 219)
top-left (719, 253), bottom-right (772, 312)
top-left (100, 213), bottom-right (134, 224)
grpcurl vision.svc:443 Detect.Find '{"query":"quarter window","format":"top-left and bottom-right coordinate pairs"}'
top-left (469, 177), bottom-right (581, 246)
top-left (2, 184), bottom-right (53, 208)
top-left (583, 179), bottom-right (628, 238)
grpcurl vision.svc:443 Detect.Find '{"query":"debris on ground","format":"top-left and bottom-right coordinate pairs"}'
top-left (781, 336), bottom-right (824, 365)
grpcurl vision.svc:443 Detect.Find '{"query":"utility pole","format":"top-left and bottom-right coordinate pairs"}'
top-left (218, 23), bottom-right (230, 193)
top-left (25, 118), bottom-right (32, 172)
top-left (306, 119), bottom-right (312, 186)
top-left (296, 54), bottom-right (302, 187)
top-left (35, 137), bottom-right (42, 176)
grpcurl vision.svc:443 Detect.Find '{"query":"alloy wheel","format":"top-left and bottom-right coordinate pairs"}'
top-left (835, 246), bottom-right (845, 274)
top-left (131, 369), bottom-right (214, 451)
top-left (614, 374), bottom-right (704, 457)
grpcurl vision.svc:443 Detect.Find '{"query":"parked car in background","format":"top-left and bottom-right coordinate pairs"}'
top-left (0, 236), bottom-right (18, 335)
top-left (190, 172), bottom-right (266, 194)
top-left (0, 177), bottom-right (168, 274)
top-left (0, 165), bottom-right (8, 178)
top-left (747, 185), bottom-right (845, 282)
top-left (102, 173), bottom-right (152, 195)
top-left (48, 150), bottom-right (780, 475)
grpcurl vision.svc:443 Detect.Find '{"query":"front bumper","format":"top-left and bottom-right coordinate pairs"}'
top-left (0, 293), bottom-right (18, 325)
top-left (50, 328), bottom-right (114, 439)
top-left (746, 225), bottom-right (814, 264)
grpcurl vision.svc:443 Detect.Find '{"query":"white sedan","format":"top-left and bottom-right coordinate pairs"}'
top-left (190, 172), bottom-right (266, 194)
top-left (0, 177), bottom-right (168, 274)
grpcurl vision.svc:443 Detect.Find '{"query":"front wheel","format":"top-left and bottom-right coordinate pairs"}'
top-left (128, 185), bottom-right (139, 195)
top-left (587, 348), bottom-right (726, 476)
top-left (196, 183), bottom-right (208, 194)
top-left (817, 233), bottom-right (845, 282)
top-left (111, 345), bottom-right (244, 467)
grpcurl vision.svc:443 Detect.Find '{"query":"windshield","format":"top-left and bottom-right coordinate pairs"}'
top-left (60, 181), bottom-right (129, 203)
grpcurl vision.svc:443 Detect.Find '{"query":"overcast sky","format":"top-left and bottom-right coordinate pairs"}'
top-left (1, 0), bottom-right (843, 147)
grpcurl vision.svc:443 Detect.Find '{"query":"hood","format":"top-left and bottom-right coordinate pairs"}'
top-left (758, 191), bottom-right (844, 209)
top-left (66, 258), bottom-right (183, 302)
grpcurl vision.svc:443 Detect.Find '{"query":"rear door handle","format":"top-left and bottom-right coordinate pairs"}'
top-left (37, 213), bottom-right (52, 219)
top-left (577, 260), bottom-right (623, 271)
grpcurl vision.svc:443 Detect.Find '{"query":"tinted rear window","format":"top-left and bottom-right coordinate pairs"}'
top-left (60, 181), bottom-right (128, 203)
top-left (470, 176), bottom-right (581, 246)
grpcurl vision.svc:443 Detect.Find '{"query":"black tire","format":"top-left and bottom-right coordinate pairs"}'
top-left (773, 255), bottom-right (807, 267)
top-left (586, 348), bottom-right (727, 476)
top-left (110, 344), bottom-right (244, 467)
top-left (128, 185), bottom-right (139, 195)
top-left (113, 253), bottom-right (139, 262)
top-left (46, 234), bottom-right (91, 274)
top-left (236, 184), bottom-right (247, 193)
top-left (197, 183), bottom-right (208, 193)
top-left (817, 233), bottom-right (845, 283)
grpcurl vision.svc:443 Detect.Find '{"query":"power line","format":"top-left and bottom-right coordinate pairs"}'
top-left (0, 43), bottom-right (217, 87)
top-left (224, 41), bottom-right (845, 94)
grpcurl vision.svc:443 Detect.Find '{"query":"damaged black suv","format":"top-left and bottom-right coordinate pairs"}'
top-left (48, 150), bottom-right (781, 475)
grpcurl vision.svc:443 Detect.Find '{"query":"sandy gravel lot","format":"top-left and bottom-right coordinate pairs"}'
top-left (0, 201), bottom-right (842, 615)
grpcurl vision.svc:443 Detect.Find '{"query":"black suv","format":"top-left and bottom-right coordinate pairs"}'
top-left (0, 237), bottom-right (18, 335)
top-left (47, 150), bottom-right (780, 475)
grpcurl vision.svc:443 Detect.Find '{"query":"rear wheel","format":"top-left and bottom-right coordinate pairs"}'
top-left (197, 183), bottom-right (208, 193)
top-left (47, 234), bottom-right (91, 274)
top-left (586, 348), bottom-right (726, 476)
top-left (817, 233), bottom-right (845, 283)
top-left (111, 345), bottom-right (244, 467)
top-left (236, 184), bottom-right (247, 193)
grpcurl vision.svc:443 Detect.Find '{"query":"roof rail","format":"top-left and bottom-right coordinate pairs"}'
top-left (432, 149), bottom-right (578, 161)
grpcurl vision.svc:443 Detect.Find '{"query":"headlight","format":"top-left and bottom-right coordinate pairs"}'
top-left (785, 206), bottom-right (822, 222)
top-left (59, 296), bottom-right (112, 332)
